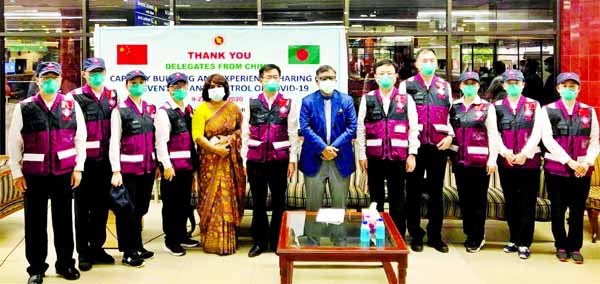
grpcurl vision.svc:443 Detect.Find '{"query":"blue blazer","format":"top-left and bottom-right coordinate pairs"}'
top-left (299, 89), bottom-right (357, 177)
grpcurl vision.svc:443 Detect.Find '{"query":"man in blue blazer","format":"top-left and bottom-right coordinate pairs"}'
top-left (299, 65), bottom-right (357, 211)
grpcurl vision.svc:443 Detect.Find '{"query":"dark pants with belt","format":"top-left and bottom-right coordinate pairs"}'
top-left (455, 165), bottom-right (490, 245)
top-left (160, 170), bottom-right (193, 246)
top-left (115, 173), bottom-right (155, 253)
top-left (406, 144), bottom-right (447, 243)
top-left (546, 173), bottom-right (591, 252)
top-left (247, 160), bottom-right (288, 250)
top-left (367, 159), bottom-right (407, 238)
top-left (24, 173), bottom-right (75, 275)
top-left (74, 159), bottom-right (111, 258)
top-left (499, 168), bottom-right (540, 247)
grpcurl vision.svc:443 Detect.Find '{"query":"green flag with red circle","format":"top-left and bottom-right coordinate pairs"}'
top-left (288, 45), bottom-right (320, 64)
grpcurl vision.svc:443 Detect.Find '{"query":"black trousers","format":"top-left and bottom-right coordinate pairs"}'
top-left (546, 173), bottom-right (591, 252)
top-left (455, 165), bottom-right (490, 245)
top-left (74, 159), bottom-right (111, 258)
top-left (24, 173), bottom-right (74, 275)
top-left (406, 144), bottom-right (447, 242)
top-left (247, 160), bottom-right (288, 249)
top-left (160, 170), bottom-right (193, 246)
top-left (367, 159), bottom-right (407, 238)
top-left (115, 173), bottom-right (155, 252)
top-left (498, 168), bottom-right (540, 247)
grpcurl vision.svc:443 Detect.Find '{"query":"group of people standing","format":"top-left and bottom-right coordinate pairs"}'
top-left (8, 50), bottom-right (597, 284)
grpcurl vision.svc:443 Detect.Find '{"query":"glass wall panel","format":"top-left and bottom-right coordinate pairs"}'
top-left (176, 0), bottom-right (257, 25)
top-left (350, 0), bottom-right (447, 33)
top-left (452, 0), bottom-right (555, 33)
top-left (451, 36), bottom-right (554, 102)
top-left (263, 0), bottom-right (343, 25)
top-left (348, 36), bottom-right (447, 100)
top-left (89, 0), bottom-right (170, 33)
top-left (5, 0), bottom-right (82, 33)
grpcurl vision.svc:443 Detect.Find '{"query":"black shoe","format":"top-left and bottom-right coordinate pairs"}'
top-left (248, 244), bottom-right (265, 257)
top-left (427, 240), bottom-right (449, 253)
top-left (164, 243), bottom-right (186, 256)
top-left (410, 240), bottom-right (424, 252)
top-left (180, 238), bottom-right (200, 248)
top-left (27, 274), bottom-right (43, 284)
top-left (56, 267), bottom-right (80, 280)
top-left (92, 249), bottom-right (115, 264)
top-left (122, 252), bottom-right (145, 267)
top-left (136, 248), bottom-right (154, 259)
top-left (77, 256), bottom-right (92, 272)
top-left (556, 249), bottom-right (569, 262)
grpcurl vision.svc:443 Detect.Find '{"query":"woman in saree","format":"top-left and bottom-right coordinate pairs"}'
top-left (191, 74), bottom-right (245, 255)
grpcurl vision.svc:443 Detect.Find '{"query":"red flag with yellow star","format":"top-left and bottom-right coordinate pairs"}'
top-left (116, 44), bottom-right (148, 65)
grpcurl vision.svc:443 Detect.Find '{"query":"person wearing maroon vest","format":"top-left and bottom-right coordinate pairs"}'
top-left (8, 62), bottom-right (87, 284)
top-left (398, 48), bottom-right (454, 253)
top-left (66, 57), bottom-right (117, 271)
top-left (449, 71), bottom-right (499, 253)
top-left (357, 59), bottom-right (419, 238)
top-left (242, 64), bottom-right (299, 257)
top-left (109, 70), bottom-right (157, 267)
top-left (494, 70), bottom-right (544, 260)
top-left (155, 72), bottom-right (200, 256)
top-left (541, 72), bottom-right (599, 264)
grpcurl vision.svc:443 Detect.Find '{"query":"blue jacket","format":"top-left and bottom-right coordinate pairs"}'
top-left (299, 90), bottom-right (357, 177)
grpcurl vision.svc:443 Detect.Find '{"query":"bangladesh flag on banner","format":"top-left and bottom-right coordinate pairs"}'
top-left (288, 45), bottom-right (320, 64)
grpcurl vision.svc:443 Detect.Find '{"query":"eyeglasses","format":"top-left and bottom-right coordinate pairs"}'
top-left (263, 75), bottom-right (280, 80)
top-left (318, 76), bottom-right (337, 81)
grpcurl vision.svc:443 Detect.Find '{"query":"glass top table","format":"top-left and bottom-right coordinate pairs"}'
top-left (277, 211), bottom-right (409, 284)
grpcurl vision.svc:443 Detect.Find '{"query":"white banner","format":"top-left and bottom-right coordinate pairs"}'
top-left (93, 26), bottom-right (348, 108)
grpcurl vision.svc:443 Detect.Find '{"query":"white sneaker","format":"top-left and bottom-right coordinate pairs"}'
top-left (467, 239), bottom-right (486, 253)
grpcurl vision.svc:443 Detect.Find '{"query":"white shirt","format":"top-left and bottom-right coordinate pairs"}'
top-left (324, 98), bottom-right (332, 144)
top-left (8, 95), bottom-right (87, 179)
top-left (241, 93), bottom-right (300, 167)
top-left (541, 100), bottom-right (600, 166)
top-left (452, 96), bottom-right (500, 167)
top-left (398, 78), bottom-right (456, 138)
top-left (357, 89), bottom-right (420, 160)
top-left (109, 98), bottom-right (145, 172)
top-left (154, 98), bottom-right (190, 170)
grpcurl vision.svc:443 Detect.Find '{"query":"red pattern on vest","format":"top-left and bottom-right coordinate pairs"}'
top-left (119, 97), bottom-right (157, 175)
top-left (495, 96), bottom-right (541, 169)
top-left (544, 100), bottom-right (595, 177)
top-left (364, 88), bottom-right (410, 161)
top-left (67, 84), bottom-right (117, 161)
top-left (20, 93), bottom-right (78, 176)
top-left (247, 93), bottom-right (291, 162)
top-left (405, 74), bottom-right (452, 146)
top-left (450, 100), bottom-right (490, 167)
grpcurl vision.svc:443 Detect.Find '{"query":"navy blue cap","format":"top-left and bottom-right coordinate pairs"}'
top-left (557, 72), bottom-right (581, 85)
top-left (35, 62), bottom-right (62, 77)
top-left (166, 72), bottom-right (188, 87)
top-left (502, 70), bottom-right (525, 82)
top-left (83, 57), bottom-right (106, 71)
top-left (459, 71), bottom-right (480, 83)
top-left (125, 70), bottom-right (148, 81)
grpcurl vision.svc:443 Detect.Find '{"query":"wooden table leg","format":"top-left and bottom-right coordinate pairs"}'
top-left (279, 257), bottom-right (293, 284)
top-left (398, 262), bottom-right (406, 284)
top-left (397, 257), bottom-right (407, 284)
top-left (382, 262), bottom-right (398, 284)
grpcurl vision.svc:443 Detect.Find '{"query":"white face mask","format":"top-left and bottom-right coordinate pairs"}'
top-left (208, 87), bottom-right (226, 101)
top-left (319, 80), bottom-right (336, 94)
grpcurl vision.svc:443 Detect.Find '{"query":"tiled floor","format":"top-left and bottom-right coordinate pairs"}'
top-left (1, 202), bottom-right (600, 284)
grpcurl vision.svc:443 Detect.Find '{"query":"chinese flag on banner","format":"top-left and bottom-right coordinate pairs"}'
top-left (116, 44), bottom-right (148, 65)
